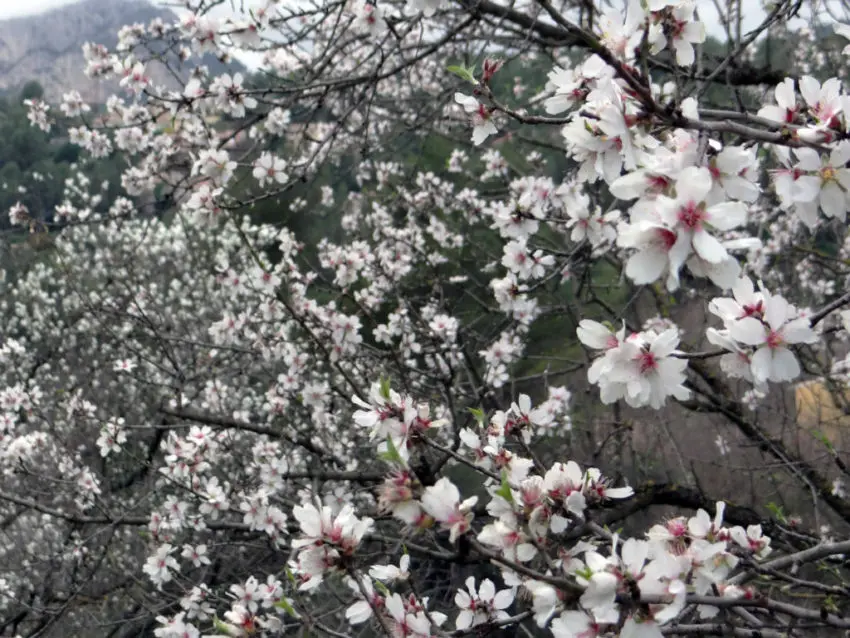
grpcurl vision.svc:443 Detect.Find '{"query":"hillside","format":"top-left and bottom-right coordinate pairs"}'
top-left (0, 0), bottom-right (240, 103)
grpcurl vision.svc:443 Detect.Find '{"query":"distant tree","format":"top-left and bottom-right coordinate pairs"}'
top-left (19, 80), bottom-right (44, 102)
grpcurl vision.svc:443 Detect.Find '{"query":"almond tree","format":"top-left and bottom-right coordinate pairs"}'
top-left (1, 0), bottom-right (850, 636)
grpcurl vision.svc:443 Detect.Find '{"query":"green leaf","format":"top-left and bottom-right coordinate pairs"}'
top-left (379, 436), bottom-right (403, 465)
top-left (766, 501), bottom-right (787, 523)
top-left (575, 566), bottom-right (593, 581)
top-left (373, 580), bottom-right (390, 597)
top-left (285, 567), bottom-right (298, 587)
top-left (468, 407), bottom-right (485, 424)
top-left (212, 617), bottom-right (235, 636)
top-left (823, 595), bottom-right (838, 613)
top-left (495, 470), bottom-right (513, 503)
top-left (811, 429), bottom-right (835, 453)
top-left (447, 64), bottom-right (478, 85)
top-left (379, 377), bottom-right (392, 401)
top-left (275, 598), bottom-right (298, 617)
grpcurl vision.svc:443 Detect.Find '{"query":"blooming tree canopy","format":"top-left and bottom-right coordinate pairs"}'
top-left (2, 0), bottom-right (850, 636)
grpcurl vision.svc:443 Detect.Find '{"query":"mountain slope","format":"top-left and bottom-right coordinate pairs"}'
top-left (0, 0), bottom-right (240, 103)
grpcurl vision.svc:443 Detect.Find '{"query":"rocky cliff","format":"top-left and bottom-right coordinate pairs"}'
top-left (0, 0), bottom-right (239, 103)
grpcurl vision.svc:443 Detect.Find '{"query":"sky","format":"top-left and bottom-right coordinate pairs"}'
top-left (0, 0), bottom-right (196, 19)
top-left (0, 0), bottom-right (771, 33)
top-left (0, 0), bottom-right (826, 46)
top-left (0, 0), bottom-right (89, 18)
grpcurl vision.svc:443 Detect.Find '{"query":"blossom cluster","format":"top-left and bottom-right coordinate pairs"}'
top-left (577, 320), bottom-right (689, 408)
top-left (708, 278), bottom-right (818, 386)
